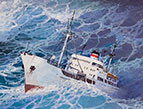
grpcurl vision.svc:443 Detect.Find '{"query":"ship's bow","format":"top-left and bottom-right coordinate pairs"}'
top-left (21, 52), bottom-right (64, 93)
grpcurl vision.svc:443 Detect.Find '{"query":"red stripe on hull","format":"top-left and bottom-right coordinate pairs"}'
top-left (25, 84), bottom-right (44, 93)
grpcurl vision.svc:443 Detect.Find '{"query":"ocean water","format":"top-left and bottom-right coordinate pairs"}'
top-left (0, 0), bottom-right (143, 108)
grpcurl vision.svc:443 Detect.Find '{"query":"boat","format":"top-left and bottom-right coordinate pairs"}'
top-left (21, 12), bottom-right (119, 93)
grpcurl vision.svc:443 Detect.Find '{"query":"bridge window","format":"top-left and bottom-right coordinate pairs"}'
top-left (98, 64), bottom-right (103, 69)
top-left (84, 67), bottom-right (88, 70)
top-left (72, 57), bottom-right (76, 60)
top-left (108, 81), bottom-right (113, 85)
top-left (92, 62), bottom-right (103, 69)
top-left (107, 76), bottom-right (116, 82)
top-left (90, 69), bottom-right (95, 72)
top-left (97, 76), bottom-right (103, 82)
top-left (87, 79), bottom-right (92, 84)
top-left (92, 62), bottom-right (97, 66)
top-left (93, 81), bottom-right (95, 84)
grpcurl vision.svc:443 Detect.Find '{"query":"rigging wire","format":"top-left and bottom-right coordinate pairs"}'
top-left (73, 36), bottom-right (84, 74)
top-left (67, 10), bottom-right (84, 73)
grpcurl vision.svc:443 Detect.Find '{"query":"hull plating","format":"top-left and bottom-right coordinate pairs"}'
top-left (21, 53), bottom-right (118, 93)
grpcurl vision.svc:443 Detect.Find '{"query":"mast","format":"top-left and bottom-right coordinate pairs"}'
top-left (107, 44), bottom-right (117, 72)
top-left (58, 33), bottom-right (71, 67)
top-left (80, 44), bottom-right (86, 55)
top-left (57, 11), bottom-right (75, 67)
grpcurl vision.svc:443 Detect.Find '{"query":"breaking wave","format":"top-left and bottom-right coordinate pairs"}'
top-left (0, 0), bottom-right (143, 108)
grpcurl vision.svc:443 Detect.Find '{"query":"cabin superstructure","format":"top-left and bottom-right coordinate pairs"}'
top-left (65, 53), bottom-right (118, 87)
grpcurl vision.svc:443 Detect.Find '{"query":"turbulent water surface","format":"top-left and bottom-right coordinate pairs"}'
top-left (0, 0), bottom-right (143, 108)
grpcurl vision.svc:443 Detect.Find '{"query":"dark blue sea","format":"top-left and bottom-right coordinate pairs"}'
top-left (0, 0), bottom-right (143, 108)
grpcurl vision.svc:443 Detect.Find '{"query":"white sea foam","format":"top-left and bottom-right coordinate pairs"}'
top-left (0, 0), bottom-right (143, 108)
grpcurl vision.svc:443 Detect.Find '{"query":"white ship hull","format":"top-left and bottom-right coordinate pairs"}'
top-left (21, 52), bottom-right (119, 93)
top-left (21, 52), bottom-right (68, 92)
